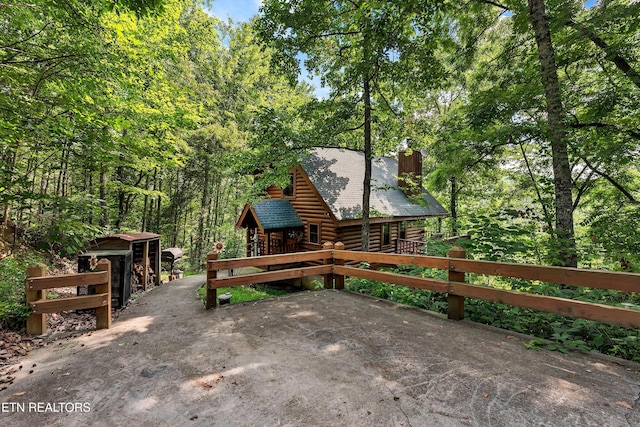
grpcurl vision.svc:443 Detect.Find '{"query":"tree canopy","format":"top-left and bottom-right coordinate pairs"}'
top-left (0, 0), bottom-right (638, 272)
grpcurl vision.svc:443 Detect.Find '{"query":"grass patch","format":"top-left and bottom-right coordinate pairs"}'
top-left (197, 284), bottom-right (289, 305)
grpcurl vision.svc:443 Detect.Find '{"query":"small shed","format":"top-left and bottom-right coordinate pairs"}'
top-left (78, 250), bottom-right (133, 308)
top-left (89, 232), bottom-right (161, 290)
top-left (161, 247), bottom-right (183, 276)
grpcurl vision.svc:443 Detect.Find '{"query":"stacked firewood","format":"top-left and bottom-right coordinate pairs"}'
top-left (132, 263), bottom-right (156, 291)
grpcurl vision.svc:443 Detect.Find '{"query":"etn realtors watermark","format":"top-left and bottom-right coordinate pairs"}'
top-left (2, 402), bottom-right (91, 413)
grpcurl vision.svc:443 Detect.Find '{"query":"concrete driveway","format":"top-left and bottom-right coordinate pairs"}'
top-left (1, 274), bottom-right (639, 426)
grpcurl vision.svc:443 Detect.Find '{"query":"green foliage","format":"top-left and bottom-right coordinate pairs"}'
top-left (22, 196), bottom-right (105, 255)
top-left (0, 255), bottom-right (44, 329)
top-left (582, 203), bottom-right (640, 272)
top-left (463, 209), bottom-right (536, 262)
top-left (346, 269), bottom-right (449, 313)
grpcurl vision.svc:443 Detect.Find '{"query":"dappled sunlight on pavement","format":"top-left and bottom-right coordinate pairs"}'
top-left (1, 275), bottom-right (639, 426)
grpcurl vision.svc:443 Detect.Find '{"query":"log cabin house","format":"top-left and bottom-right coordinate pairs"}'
top-left (236, 147), bottom-right (448, 256)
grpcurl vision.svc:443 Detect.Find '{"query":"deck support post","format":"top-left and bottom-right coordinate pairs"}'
top-left (447, 246), bottom-right (466, 320)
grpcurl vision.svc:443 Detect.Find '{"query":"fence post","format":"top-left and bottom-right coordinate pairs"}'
top-left (95, 259), bottom-right (112, 329)
top-left (323, 242), bottom-right (334, 289)
top-left (334, 242), bottom-right (345, 290)
top-left (447, 246), bottom-right (466, 320)
top-left (26, 264), bottom-right (47, 336)
top-left (206, 252), bottom-right (218, 309)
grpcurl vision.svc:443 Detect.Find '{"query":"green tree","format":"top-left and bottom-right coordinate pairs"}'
top-left (257, 0), bottom-right (451, 250)
top-left (422, 0), bottom-right (638, 267)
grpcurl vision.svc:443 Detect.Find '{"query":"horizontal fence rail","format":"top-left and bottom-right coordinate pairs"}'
top-left (205, 249), bottom-right (335, 308)
top-left (25, 259), bottom-right (112, 335)
top-left (205, 243), bottom-right (640, 329)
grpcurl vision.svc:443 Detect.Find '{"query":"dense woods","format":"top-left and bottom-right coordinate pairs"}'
top-left (0, 0), bottom-right (311, 268)
top-left (1, 1), bottom-right (638, 272)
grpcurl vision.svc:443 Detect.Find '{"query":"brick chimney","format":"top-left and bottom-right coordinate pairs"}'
top-left (398, 149), bottom-right (423, 197)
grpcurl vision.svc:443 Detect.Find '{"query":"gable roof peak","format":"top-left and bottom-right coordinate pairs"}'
top-left (301, 147), bottom-right (448, 221)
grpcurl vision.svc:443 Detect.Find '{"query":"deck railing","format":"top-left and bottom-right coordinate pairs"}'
top-left (245, 239), bottom-right (299, 257)
top-left (395, 238), bottom-right (426, 255)
top-left (206, 243), bottom-right (640, 329)
top-left (25, 259), bottom-right (112, 335)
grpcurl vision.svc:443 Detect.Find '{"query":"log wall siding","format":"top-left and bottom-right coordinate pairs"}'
top-left (289, 169), bottom-right (337, 251)
top-left (405, 224), bottom-right (424, 241)
top-left (336, 221), bottom-right (424, 253)
top-left (259, 169), bottom-right (426, 255)
top-left (266, 185), bottom-right (283, 199)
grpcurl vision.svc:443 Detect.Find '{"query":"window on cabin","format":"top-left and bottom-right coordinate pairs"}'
top-left (309, 223), bottom-right (319, 244)
top-left (382, 223), bottom-right (391, 246)
top-left (399, 221), bottom-right (407, 240)
top-left (283, 173), bottom-right (294, 197)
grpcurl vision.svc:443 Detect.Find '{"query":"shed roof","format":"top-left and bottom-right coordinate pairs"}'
top-left (301, 148), bottom-right (448, 221)
top-left (241, 199), bottom-right (305, 232)
top-left (161, 247), bottom-right (183, 262)
top-left (94, 232), bottom-right (161, 243)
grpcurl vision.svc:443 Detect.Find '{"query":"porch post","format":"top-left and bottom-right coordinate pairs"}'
top-left (266, 232), bottom-right (270, 255)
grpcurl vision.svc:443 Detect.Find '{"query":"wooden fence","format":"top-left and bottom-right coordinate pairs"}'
top-left (25, 259), bottom-right (112, 335)
top-left (205, 243), bottom-right (640, 329)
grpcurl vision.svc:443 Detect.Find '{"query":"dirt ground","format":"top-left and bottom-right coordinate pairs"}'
top-left (1, 274), bottom-right (639, 426)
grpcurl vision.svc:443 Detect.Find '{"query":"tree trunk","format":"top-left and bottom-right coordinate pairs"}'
top-left (172, 170), bottom-right (180, 246)
top-left (88, 170), bottom-right (93, 225)
top-left (156, 177), bottom-right (162, 233)
top-left (141, 174), bottom-right (149, 232)
top-left (114, 161), bottom-right (126, 231)
top-left (1, 146), bottom-right (19, 226)
top-left (99, 168), bottom-right (108, 227)
top-left (196, 152), bottom-right (211, 268)
top-left (361, 72), bottom-right (372, 252)
top-left (450, 176), bottom-right (458, 234)
top-left (150, 168), bottom-right (158, 233)
top-left (528, 0), bottom-right (577, 267)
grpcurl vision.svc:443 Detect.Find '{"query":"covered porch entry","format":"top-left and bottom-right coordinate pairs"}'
top-left (237, 199), bottom-right (305, 257)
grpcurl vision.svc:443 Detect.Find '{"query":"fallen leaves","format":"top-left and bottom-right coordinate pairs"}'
top-left (197, 380), bottom-right (213, 389)
top-left (616, 401), bottom-right (633, 409)
top-left (197, 374), bottom-right (224, 390)
top-left (47, 311), bottom-right (96, 335)
top-left (0, 331), bottom-right (39, 362)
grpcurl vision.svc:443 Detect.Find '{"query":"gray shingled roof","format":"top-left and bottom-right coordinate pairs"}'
top-left (253, 199), bottom-right (304, 230)
top-left (302, 148), bottom-right (448, 221)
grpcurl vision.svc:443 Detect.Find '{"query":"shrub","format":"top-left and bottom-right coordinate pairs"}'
top-left (0, 255), bottom-right (40, 329)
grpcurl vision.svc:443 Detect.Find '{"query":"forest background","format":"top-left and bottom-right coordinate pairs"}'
top-left (1, 0), bottom-right (639, 355)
